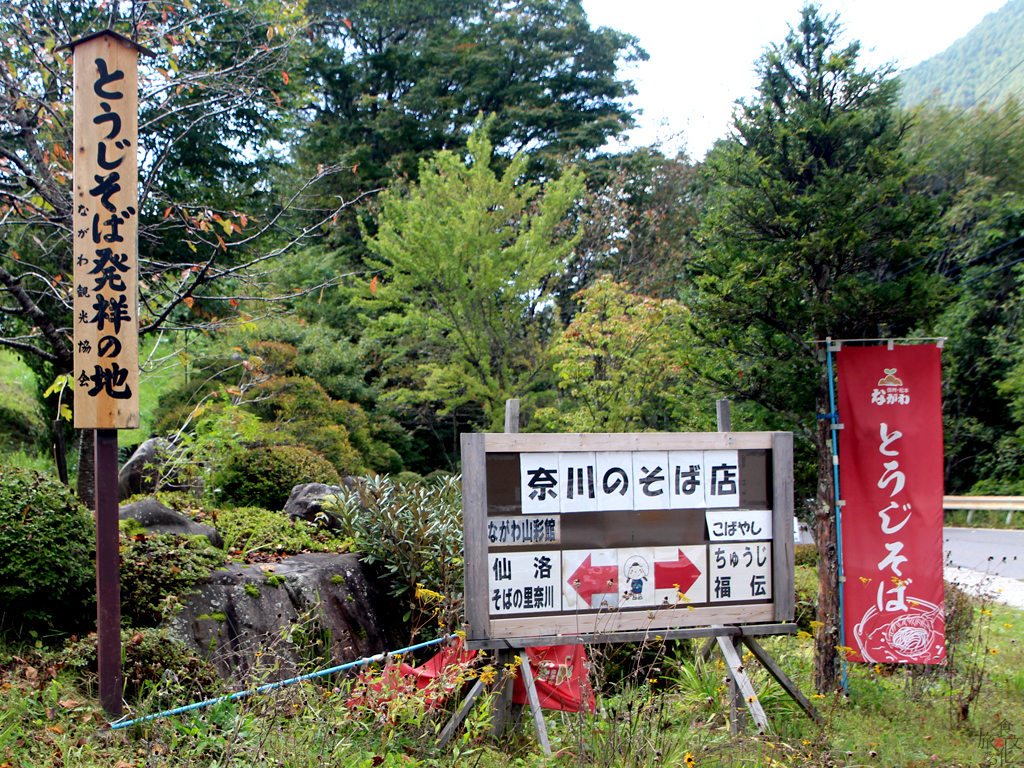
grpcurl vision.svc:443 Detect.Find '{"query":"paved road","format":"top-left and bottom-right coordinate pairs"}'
top-left (944, 527), bottom-right (1024, 580)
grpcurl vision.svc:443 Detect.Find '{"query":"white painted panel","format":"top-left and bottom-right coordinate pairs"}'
top-left (706, 509), bottom-right (773, 541)
top-left (487, 516), bottom-right (560, 547)
top-left (631, 452), bottom-right (670, 510)
top-left (558, 452), bottom-right (599, 512)
top-left (562, 548), bottom-right (619, 611)
top-left (708, 541), bottom-right (772, 602)
top-left (669, 450), bottom-right (706, 509)
top-left (488, 551), bottom-right (562, 615)
top-left (596, 452), bottom-right (634, 511)
top-left (520, 453), bottom-right (561, 514)
top-left (704, 449), bottom-right (741, 508)
top-left (652, 545), bottom-right (707, 606)
top-left (618, 547), bottom-right (657, 607)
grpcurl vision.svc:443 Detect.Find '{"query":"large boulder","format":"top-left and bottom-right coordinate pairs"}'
top-left (283, 481), bottom-right (358, 529)
top-left (165, 553), bottom-right (405, 684)
top-left (119, 497), bottom-right (224, 548)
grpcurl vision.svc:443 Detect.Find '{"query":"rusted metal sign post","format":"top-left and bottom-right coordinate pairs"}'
top-left (63, 29), bottom-right (151, 718)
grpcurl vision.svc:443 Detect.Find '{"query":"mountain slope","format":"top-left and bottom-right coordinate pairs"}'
top-left (900, 0), bottom-right (1024, 108)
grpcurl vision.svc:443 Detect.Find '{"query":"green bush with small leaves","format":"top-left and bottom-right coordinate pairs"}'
top-left (214, 445), bottom-right (342, 510)
top-left (0, 466), bottom-right (94, 635)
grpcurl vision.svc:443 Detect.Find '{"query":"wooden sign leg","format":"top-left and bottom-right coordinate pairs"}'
top-left (437, 677), bottom-right (487, 748)
top-left (716, 635), bottom-right (770, 735)
top-left (741, 635), bottom-right (823, 725)
top-left (518, 650), bottom-right (551, 757)
top-left (490, 648), bottom-right (517, 738)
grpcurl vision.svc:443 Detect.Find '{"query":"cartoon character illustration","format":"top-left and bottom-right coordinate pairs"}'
top-left (624, 557), bottom-right (649, 601)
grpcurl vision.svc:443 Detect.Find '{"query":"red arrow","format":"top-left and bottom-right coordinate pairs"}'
top-left (654, 549), bottom-right (701, 595)
top-left (568, 554), bottom-right (619, 607)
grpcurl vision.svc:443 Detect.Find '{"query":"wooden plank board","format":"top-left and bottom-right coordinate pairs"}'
top-left (487, 603), bottom-right (776, 639)
top-left (772, 432), bottom-right (795, 622)
top-left (72, 33), bottom-right (140, 429)
top-left (465, 623), bottom-right (796, 650)
top-left (483, 432), bottom-right (774, 453)
top-left (462, 433), bottom-right (489, 641)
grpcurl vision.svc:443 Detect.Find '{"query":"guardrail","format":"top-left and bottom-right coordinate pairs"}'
top-left (943, 496), bottom-right (1024, 525)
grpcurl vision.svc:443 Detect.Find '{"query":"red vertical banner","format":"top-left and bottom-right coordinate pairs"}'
top-left (837, 345), bottom-right (945, 664)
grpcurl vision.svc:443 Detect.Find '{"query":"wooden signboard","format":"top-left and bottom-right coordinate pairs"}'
top-left (72, 32), bottom-right (140, 429)
top-left (461, 432), bottom-right (795, 647)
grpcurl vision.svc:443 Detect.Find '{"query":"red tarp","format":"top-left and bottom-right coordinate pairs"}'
top-left (356, 641), bottom-right (595, 713)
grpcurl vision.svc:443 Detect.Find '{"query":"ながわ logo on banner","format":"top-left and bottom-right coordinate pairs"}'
top-left (870, 367), bottom-right (910, 407)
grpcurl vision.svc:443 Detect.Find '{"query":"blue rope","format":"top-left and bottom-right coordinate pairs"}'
top-left (108, 636), bottom-right (449, 731)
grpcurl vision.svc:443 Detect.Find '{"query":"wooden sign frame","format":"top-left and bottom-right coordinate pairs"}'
top-left (461, 431), bottom-right (795, 649)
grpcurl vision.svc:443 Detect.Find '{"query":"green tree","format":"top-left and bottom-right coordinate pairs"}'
top-left (553, 148), bottom-right (705, 322)
top-left (687, 6), bottom-right (941, 691)
top-left (289, 0), bottom-right (644, 272)
top-left (363, 117), bottom-right (584, 445)
top-left (905, 102), bottom-right (1024, 494)
top-left (535, 276), bottom-right (711, 432)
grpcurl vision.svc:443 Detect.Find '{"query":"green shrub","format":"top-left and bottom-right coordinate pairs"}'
top-left (214, 445), bottom-right (342, 510)
top-left (944, 579), bottom-right (975, 650)
top-left (0, 466), bottom-right (94, 635)
top-left (215, 506), bottom-right (352, 556)
top-left (120, 533), bottom-right (226, 627)
top-left (794, 543), bottom-right (819, 567)
top-left (62, 627), bottom-right (223, 705)
top-left (325, 474), bottom-right (462, 632)
top-left (794, 564), bottom-right (818, 634)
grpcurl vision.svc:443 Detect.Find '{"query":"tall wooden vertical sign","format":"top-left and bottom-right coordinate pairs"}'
top-left (63, 29), bottom-right (152, 719)
top-left (71, 31), bottom-right (141, 428)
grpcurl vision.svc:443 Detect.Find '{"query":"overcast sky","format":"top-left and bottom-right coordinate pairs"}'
top-left (579, 0), bottom-right (1011, 159)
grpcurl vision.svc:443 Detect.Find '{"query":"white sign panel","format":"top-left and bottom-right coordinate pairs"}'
top-left (596, 452), bottom-right (633, 511)
top-left (706, 509), bottom-right (773, 541)
top-left (618, 547), bottom-right (657, 606)
top-left (562, 548), bottom-right (619, 611)
top-left (632, 452), bottom-right (669, 510)
top-left (559, 452), bottom-right (598, 512)
top-left (521, 450), bottom-right (746, 513)
top-left (669, 450), bottom-right (705, 509)
top-left (653, 545), bottom-right (707, 606)
top-left (709, 542), bottom-right (772, 602)
top-left (704, 450), bottom-right (740, 508)
top-left (487, 516), bottom-right (560, 547)
top-left (521, 453), bottom-right (560, 514)
top-left (489, 551), bottom-right (561, 615)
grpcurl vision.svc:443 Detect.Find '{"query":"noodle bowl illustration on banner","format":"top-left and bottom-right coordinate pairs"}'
top-left (853, 597), bottom-right (945, 663)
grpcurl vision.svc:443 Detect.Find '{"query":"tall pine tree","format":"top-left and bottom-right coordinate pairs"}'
top-left (686, 5), bottom-right (942, 691)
